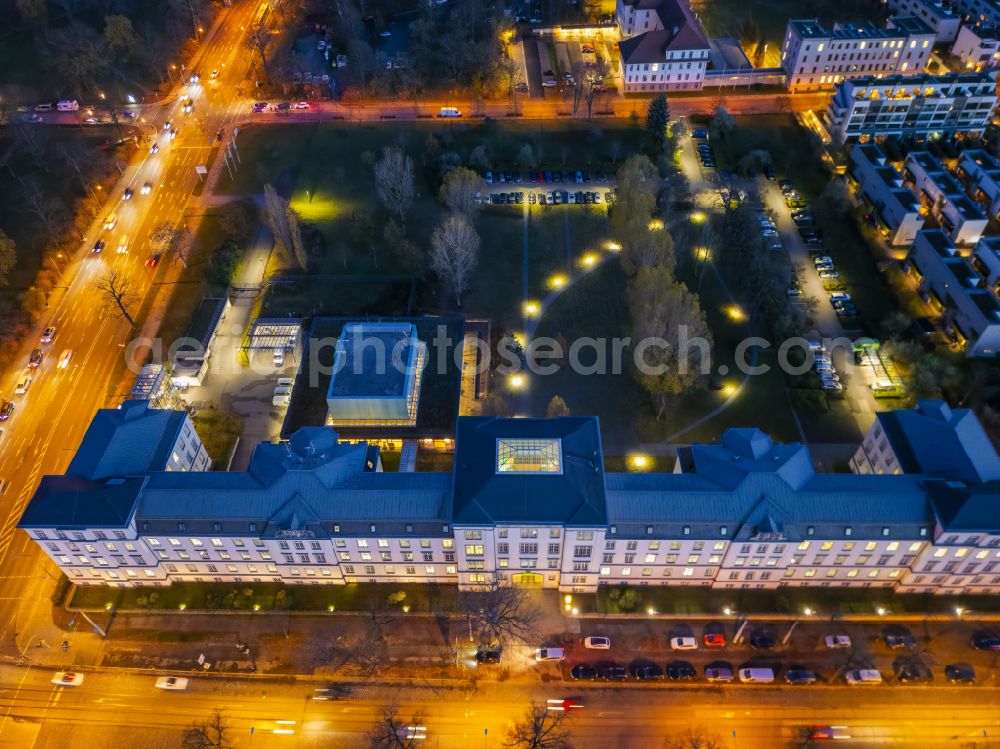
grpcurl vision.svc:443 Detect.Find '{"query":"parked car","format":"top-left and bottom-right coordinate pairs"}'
top-left (598, 664), bottom-right (628, 681)
top-left (570, 665), bottom-right (598, 680)
top-left (738, 667), bottom-right (775, 683)
top-left (584, 636), bottom-right (611, 650)
top-left (818, 270), bottom-right (840, 279)
top-left (971, 630), bottom-right (1000, 650)
top-left (661, 660), bottom-right (696, 681)
top-left (821, 381), bottom-right (844, 392)
top-left (534, 647), bottom-right (565, 661)
top-left (785, 667), bottom-right (817, 685)
top-left (896, 661), bottom-right (933, 684)
top-left (692, 128), bottom-right (708, 138)
top-left (703, 622), bottom-right (726, 648)
top-left (630, 664), bottom-right (664, 680)
top-left (704, 661), bottom-right (733, 682)
top-left (670, 636), bottom-right (698, 651)
top-left (945, 663), bottom-right (976, 684)
top-left (476, 648), bottom-right (501, 664)
top-left (748, 630), bottom-right (776, 650)
top-left (883, 626), bottom-right (917, 650)
top-left (845, 668), bottom-right (882, 685)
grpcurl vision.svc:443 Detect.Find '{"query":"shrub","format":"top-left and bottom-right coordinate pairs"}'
top-left (617, 589), bottom-right (641, 612)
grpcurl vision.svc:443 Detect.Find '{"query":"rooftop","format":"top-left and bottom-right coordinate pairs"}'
top-left (328, 322), bottom-right (420, 400)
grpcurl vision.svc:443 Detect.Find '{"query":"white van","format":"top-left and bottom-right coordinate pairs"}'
top-left (57, 99), bottom-right (80, 111)
top-left (438, 107), bottom-right (462, 118)
top-left (738, 667), bottom-right (775, 684)
top-left (272, 394), bottom-right (290, 407)
top-left (273, 386), bottom-right (292, 397)
top-left (845, 668), bottom-right (882, 685)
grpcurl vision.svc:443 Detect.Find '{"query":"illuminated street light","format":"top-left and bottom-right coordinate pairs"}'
top-left (646, 607), bottom-right (657, 615)
top-left (725, 305), bottom-right (746, 322)
top-left (509, 373), bottom-right (526, 390)
top-left (548, 273), bottom-right (568, 290)
top-left (579, 252), bottom-right (599, 269)
top-left (627, 453), bottom-right (652, 471)
top-left (723, 606), bottom-right (733, 616)
top-left (327, 604), bottom-right (335, 611)
top-left (690, 210), bottom-right (707, 224)
top-left (721, 382), bottom-right (738, 397)
top-left (606, 241), bottom-right (622, 252)
top-left (695, 246), bottom-right (712, 262)
top-left (955, 606), bottom-right (965, 617)
top-left (522, 300), bottom-right (540, 317)
top-left (803, 607), bottom-right (814, 616)
top-left (648, 218), bottom-right (664, 231)
top-left (876, 606), bottom-right (887, 616)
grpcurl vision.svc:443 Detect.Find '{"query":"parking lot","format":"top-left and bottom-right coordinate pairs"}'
top-left (523, 35), bottom-right (618, 99)
top-left (529, 618), bottom-right (1000, 689)
top-left (479, 168), bottom-right (615, 206)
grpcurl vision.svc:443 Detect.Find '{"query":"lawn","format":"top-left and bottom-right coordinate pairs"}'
top-left (70, 581), bottom-right (460, 613)
top-left (216, 120), bottom-right (646, 328)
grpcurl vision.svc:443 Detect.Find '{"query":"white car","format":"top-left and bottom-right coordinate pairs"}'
top-left (583, 636), bottom-right (611, 650)
top-left (141, 182), bottom-right (153, 195)
top-left (52, 672), bottom-right (84, 687)
top-left (397, 726), bottom-right (426, 741)
top-left (830, 292), bottom-right (852, 303)
top-left (57, 350), bottom-right (73, 369)
top-left (818, 270), bottom-right (840, 279)
top-left (814, 256), bottom-right (834, 265)
top-left (845, 668), bottom-right (882, 685)
top-left (534, 647), bottom-right (565, 661)
top-left (151, 143), bottom-right (160, 154)
top-left (293, 101), bottom-right (310, 109)
top-left (670, 636), bottom-right (698, 650)
top-left (41, 326), bottom-right (56, 344)
top-left (154, 676), bottom-right (189, 690)
top-left (824, 635), bottom-right (852, 649)
top-left (821, 380), bottom-right (844, 392)
top-left (116, 236), bottom-right (129, 254)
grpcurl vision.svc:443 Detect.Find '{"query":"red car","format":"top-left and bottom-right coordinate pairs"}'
top-left (546, 699), bottom-right (583, 712)
top-left (704, 621), bottom-right (727, 648)
top-left (145, 253), bottom-right (162, 268)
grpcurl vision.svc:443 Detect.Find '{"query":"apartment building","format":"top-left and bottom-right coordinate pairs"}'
top-left (615, 0), bottom-right (711, 92)
top-left (849, 143), bottom-right (926, 245)
top-left (19, 411), bottom-right (1000, 594)
top-left (972, 235), bottom-right (1000, 292)
top-left (825, 72), bottom-right (998, 143)
top-left (781, 17), bottom-right (935, 92)
top-left (953, 24), bottom-right (1000, 68)
top-left (957, 148), bottom-right (1000, 218)
top-left (886, 0), bottom-right (963, 42)
top-left (904, 151), bottom-right (989, 245)
top-left (907, 229), bottom-right (1000, 354)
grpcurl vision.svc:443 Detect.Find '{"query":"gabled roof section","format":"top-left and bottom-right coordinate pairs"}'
top-left (452, 417), bottom-right (607, 526)
top-left (247, 428), bottom-right (369, 487)
top-left (19, 475), bottom-right (145, 529)
top-left (66, 400), bottom-right (188, 480)
top-left (927, 479), bottom-right (1000, 532)
top-left (676, 428), bottom-right (815, 490)
top-left (876, 400), bottom-right (1000, 484)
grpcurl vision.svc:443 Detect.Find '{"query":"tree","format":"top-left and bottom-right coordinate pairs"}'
top-left (262, 183), bottom-right (293, 255)
top-left (709, 106), bottom-right (735, 142)
top-left (217, 198), bottom-right (259, 243)
top-left (183, 711), bottom-right (234, 749)
top-left (104, 15), bottom-right (139, 62)
top-left (368, 703), bottom-right (427, 749)
top-left (546, 395), bottom-right (570, 418)
top-left (885, 339), bottom-right (963, 404)
top-left (816, 177), bottom-right (852, 217)
top-left (517, 143), bottom-right (538, 170)
top-left (504, 701), bottom-right (572, 749)
top-left (0, 230), bottom-right (16, 286)
top-left (463, 571), bottom-right (537, 647)
top-left (49, 22), bottom-right (107, 95)
top-left (19, 177), bottom-right (67, 242)
top-left (646, 94), bottom-right (671, 153)
top-left (611, 155), bottom-right (675, 276)
top-left (737, 148), bottom-right (772, 177)
top-left (374, 146), bottom-right (416, 224)
top-left (663, 728), bottom-right (725, 749)
top-left (95, 271), bottom-right (139, 327)
top-left (480, 391), bottom-right (509, 417)
top-left (627, 267), bottom-right (713, 419)
top-left (16, 0), bottom-right (47, 28)
top-left (431, 214), bottom-right (480, 307)
top-left (440, 167), bottom-right (485, 217)
top-left (152, 223), bottom-right (191, 269)
top-left (14, 122), bottom-right (51, 173)
top-left (245, 18), bottom-right (271, 79)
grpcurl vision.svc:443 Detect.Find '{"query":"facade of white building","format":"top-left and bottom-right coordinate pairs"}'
top-left (904, 151), bottom-right (989, 246)
top-left (615, 0), bottom-right (711, 92)
top-left (953, 24), bottom-right (1000, 69)
top-left (825, 72), bottom-right (998, 143)
top-left (886, 0), bottom-right (963, 42)
top-left (849, 143), bottom-right (926, 246)
top-left (782, 17), bottom-right (935, 92)
top-left (19, 411), bottom-right (1000, 595)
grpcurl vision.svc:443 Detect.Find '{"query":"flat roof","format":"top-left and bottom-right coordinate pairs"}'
top-left (183, 297), bottom-right (227, 349)
top-left (328, 323), bottom-right (419, 400)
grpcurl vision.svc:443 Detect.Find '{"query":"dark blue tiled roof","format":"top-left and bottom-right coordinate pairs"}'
top-left (19, 475), bottom-right (145, 529)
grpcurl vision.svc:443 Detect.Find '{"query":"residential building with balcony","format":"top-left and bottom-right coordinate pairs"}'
top-left (849, 143), bottom-right (926, 245)
top-left (953, 23), bottom-right (1000, 68)
top-left (956, 148), bottom-right (1000, 218)
top-left (907, 229), bottom-right (1000, 355)
top-left (904, 151), bottom-right (989, 245)
top-left (615, 0), bottom-right (711, 92)
top-left (971, 235), bottom-right (1000, 293)
top-left (886, 0), bottom-right (963, 42)
top-left (825, 72), bottom-right (997, 143)
top-left (18, 411), bottom-right (1000, 595)
top-left (781, 17), bottom-right (935, 92)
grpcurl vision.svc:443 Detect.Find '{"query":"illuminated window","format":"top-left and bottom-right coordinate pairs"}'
top-left (496, 439), bottom-right (562, 473)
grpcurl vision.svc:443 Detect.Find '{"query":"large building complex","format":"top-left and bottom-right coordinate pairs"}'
top-left (824, 71), bottom-right (998, 143)
top-left (886, 0), bottom-right (963, 42)
top-left (615, 0), bottom-right (711, 92)
top-left (18, 407), bottom-right (1000, 595)
top-left (781, 17), bottom-right (935, 92)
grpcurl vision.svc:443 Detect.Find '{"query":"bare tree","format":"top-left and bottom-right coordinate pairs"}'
top-left (440, 167), bottom-right (485, 217)
top-left (430, 213), bottom-right (480, 308)
top-left (57, 138), bottom-right (97, 195)
top-left (662, 728), bottom-right (725, 749)
top-left (244, 17), bottom-right (271, 80)
top-left (183, 710), bottom-right (234, 749)
top-left (95, 271), bottom-right (139, 327)
top-left (0, 229), bottom-right (17, 286)
top-left (152, 222), bottom-right (191, 269)
top-left (505, 701), bottom-right (572, 749)
top-left (14, 122), bottom-right (51, 173)
top-left (374, 146), bottom-right (415, 224)
top-left (368, 703), bottom-right (426, 749)
top-left (19, 177), bottom-right (67, 241)
top-left (462, 570), bottom-right (538, 647)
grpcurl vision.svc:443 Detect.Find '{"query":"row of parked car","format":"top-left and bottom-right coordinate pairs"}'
top-left (485, 169), bottom-right (607, 186)
top-left (808, 339), bottom-right (844, 393)
top-left (479, 190), bottom-right (613, 206)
